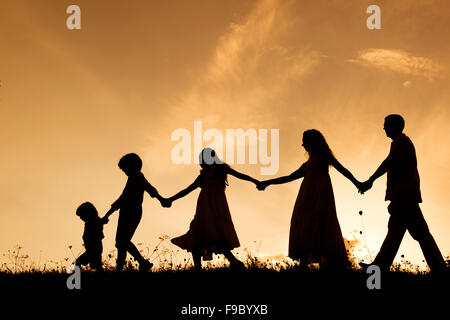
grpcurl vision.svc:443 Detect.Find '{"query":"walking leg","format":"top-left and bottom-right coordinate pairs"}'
top-left (116, 248), bottom-right (127, 271)
top-left (372, 224), bottom-right (406, 271)
top-left (75, 251), bottom-right (89, 268)
top-left (127, 242), bottom-right (145, 264)
top-left (419, 235), bottom-right (446, 272)
top-left (223, 250), bottom-right (245, 269)
top-left (127, 242), bottom-right (153, 271)
top-left (192, 250), bottom-right (202, 271)
top-left (407, 205), bottom-right (446, 272)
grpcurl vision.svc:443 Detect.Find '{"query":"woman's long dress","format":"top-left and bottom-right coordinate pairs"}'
top-left (171, 166), bottom-right (240, 260)
top-left (289, 151), bottom-right (349, 266)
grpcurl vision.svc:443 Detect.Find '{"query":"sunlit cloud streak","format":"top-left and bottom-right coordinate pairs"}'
top-left (170, 0), bottom-right (326, 127)
top-left (348, 48), bottom-right (442, 80)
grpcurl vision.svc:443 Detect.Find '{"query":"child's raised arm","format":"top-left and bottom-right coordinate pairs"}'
top-left (227, 167), bottom-right (259, 185)
top-left (139, 173), bottom-right (173, 207)
top-left (139, 174), bottom-right (163, 200)
top-left (101, 201), bottom-right (120, 224)
top-left (168, 176), bottom-right (201, 204)
top-left (105, 185), bottom-right (128, 218)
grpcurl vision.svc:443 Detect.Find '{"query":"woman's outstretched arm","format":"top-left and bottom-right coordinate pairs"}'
top-left (259, 164), bottom-right (305, 189)
top-left (329, 154), bottom-right (360, 188)
top-left (168, 176), bottom-right (201, 203)
top-left (227, 167), bottom-right (260, 185)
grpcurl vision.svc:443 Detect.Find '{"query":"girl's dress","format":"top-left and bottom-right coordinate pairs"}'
top-left (171, 165), bottom-right (240, 260)
top-left (289, 151), bottom-right (349, 266)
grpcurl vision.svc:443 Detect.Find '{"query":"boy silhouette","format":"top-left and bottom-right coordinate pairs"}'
top-left (102, 153), bottom-right (168, 271)
top-left (75, 202), bottom-right (104, 270)
top-left (359, 114), bottom-right (446, 273)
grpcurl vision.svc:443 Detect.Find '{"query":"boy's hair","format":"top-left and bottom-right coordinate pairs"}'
top-left (118, 153), bottom-right (143, 171)
top-left (76, 202), bottom-right (98, 218)
top-left (385, 114), bottom-right (405, 132)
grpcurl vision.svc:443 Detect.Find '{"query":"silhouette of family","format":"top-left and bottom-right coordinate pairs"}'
top-left (75, 114), bottom-right (446, 273)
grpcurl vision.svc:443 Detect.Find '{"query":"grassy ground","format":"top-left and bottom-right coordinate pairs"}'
top-left (1, 264), bottom-right (448, 318)
top-left (1, 242), bottom-right (448, 317)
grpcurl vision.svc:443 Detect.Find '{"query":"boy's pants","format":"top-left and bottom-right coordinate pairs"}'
top-left (115, 208), bottom-right (142, 250)
top-left (76, 244), bottom-right (103, 270)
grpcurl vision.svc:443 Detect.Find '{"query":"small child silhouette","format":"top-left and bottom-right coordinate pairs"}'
top-left (75, 202), bottom-right (105, 271)
top-left (166, 148), bottom-right (260, 271)
top-left (102, 153), bottom-right (168, 271)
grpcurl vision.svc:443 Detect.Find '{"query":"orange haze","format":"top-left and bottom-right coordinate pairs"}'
top-left (0, 0), bottom-right (449, 268)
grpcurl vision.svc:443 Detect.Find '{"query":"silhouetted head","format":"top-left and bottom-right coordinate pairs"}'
top-left (76, 202), bottom-right (98, 222)
top-left (199, 148), bottom-right (223, 168)
top-left (302, 129), bottom-right (332, 157)
top-left (384, 114), bottom-right (404, 139)
top-left (118, 153), bottom-right (142, 176)
top-left (199, 148), bottom-right (229, 186)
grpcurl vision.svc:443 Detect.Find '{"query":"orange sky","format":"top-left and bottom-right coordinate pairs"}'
top-left (0, 0), bottom-right (449, 268)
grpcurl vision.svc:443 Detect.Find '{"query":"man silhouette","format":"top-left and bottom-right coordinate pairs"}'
top-left (359, 114), bottom-right (446, 273)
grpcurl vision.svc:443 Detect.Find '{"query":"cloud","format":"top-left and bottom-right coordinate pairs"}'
top-left (349, 48), bottom-right (442, 80)
top-left (402, 80), bottom-right (412, 88)
top-left (206, 0), bottom-right (323, 87)
top-left (168, 0), bottom-right (325, 127)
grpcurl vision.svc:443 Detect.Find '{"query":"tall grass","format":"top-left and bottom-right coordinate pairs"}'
top-left (2, 236), bottom-right (447, 275)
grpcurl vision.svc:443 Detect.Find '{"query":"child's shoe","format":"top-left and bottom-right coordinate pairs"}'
top-left (139, 259), bottom-right (153, 272)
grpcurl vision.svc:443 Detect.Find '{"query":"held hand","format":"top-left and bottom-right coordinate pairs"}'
top-left (160, 197), bottom-right (172, 208)
top-left (256, 181), bottom-right (268, 191)
top-left (100, 216), bottom-right (109, 225)
top-left (354, 180), bottom-right (363, 192)
top-left (358, 180), bottom-right (373, 194)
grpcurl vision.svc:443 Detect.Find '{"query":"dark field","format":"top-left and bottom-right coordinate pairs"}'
top-left (1, 267), bottom-right (448, 318)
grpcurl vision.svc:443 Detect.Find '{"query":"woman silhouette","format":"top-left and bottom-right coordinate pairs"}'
top-left (259, 130), bottom-right (360, 269)
top-left (166, 148), bottom-right (260, 270)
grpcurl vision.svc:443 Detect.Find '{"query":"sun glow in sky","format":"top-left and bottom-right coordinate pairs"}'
top-left (0, 0), bottom-right (449, 269)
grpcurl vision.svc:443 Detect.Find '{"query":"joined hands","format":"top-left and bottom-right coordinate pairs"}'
top-left (256, 181), bottom-right (268, 191)
top-left (356, 180), bottom-right (373, 194)
top-left (100, 216), bottom-right (109, 224)
top-left (160, 197), bottom-right (172, 208)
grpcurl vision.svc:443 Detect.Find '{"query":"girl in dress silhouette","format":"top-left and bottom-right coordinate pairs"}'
top-left (259, 129), bottom-right (360, 269)
top-left (166, 148), bottom-right (259, 270)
